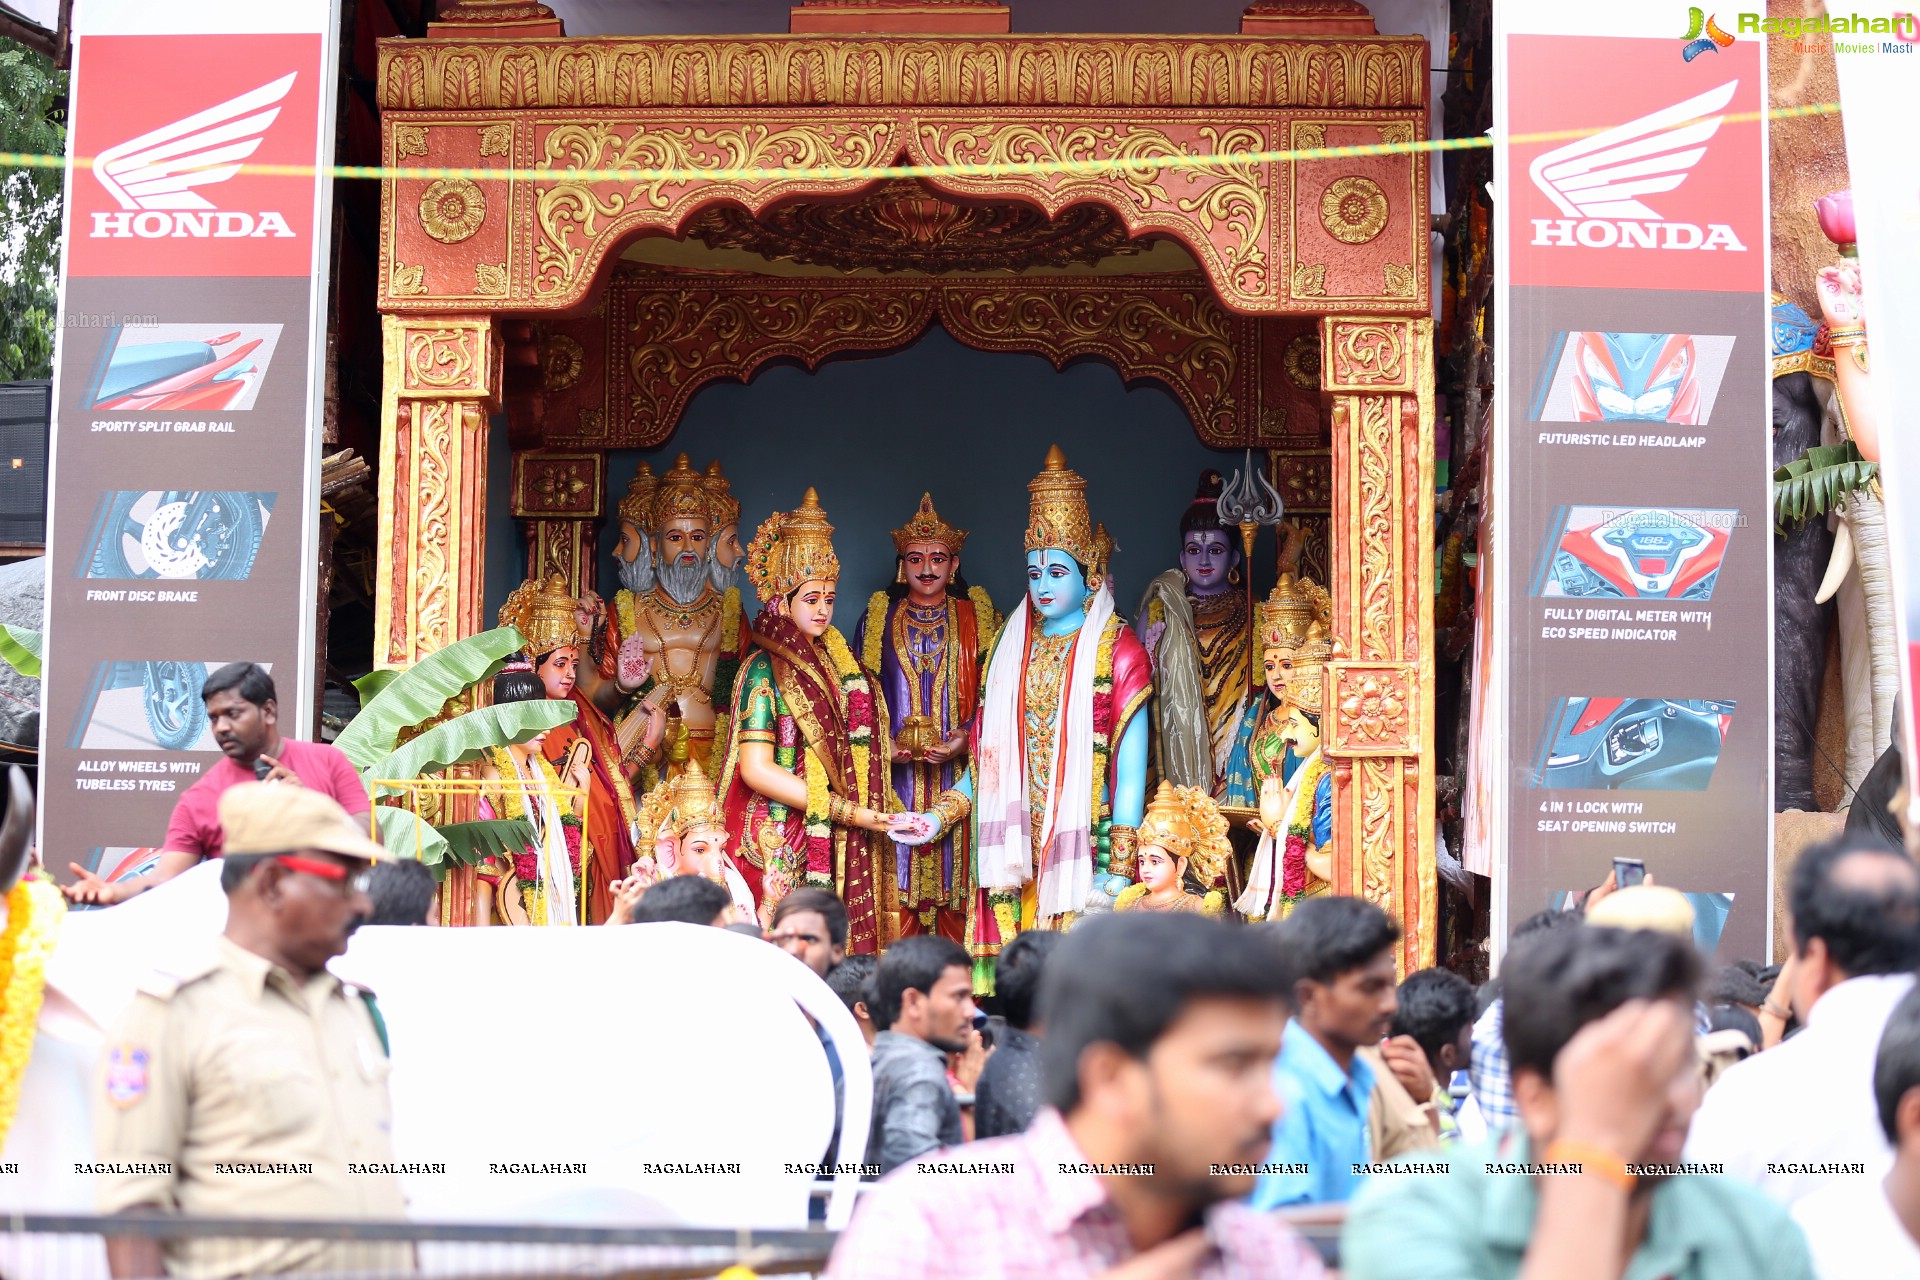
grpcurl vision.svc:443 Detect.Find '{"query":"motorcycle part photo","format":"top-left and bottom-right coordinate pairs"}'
top-left (1531, 696), bottom-right (1735, 792)
top-left (81, 490), bottom-right (274, 581)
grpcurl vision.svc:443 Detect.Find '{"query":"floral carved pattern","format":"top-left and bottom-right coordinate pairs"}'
top-left (1353, 393), bottom-right (1399, 661)
top-left (479, 122), bottom-right (514, 157)
top-left (1327, 319), bottom-right (1410, 391)
top-left (394, 124), bottom-right (429, 158)
top-left (1358, 757), bottom-right (1395, 913)
top-left (1292, 263), bottom-right (1327, 297)
top-left (1284, 332), bottom-right (1321, 389)
top-left (1383, 263), bottom-right (1416, 298)
top-left (1319, 176), bottom-right (1388, 245)
top-left (474, 262), bottom-right (509, 296)
top-left (420, 178), bottom-right (488, 244)
top-left (1331, 664), bottom-right (1416, 755)
top-left (377, 36), bottom-right (1428, 111)
top-left (390, 263), bottom-right (426, 296)
top-left (403, 325), bottom-right (488, 395)
top-left (410, 399), bottom-right (459, 655)
top-left (544, 334), bottom-right (584, 391)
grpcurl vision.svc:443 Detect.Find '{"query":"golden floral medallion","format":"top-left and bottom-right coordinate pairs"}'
top-left (420, 178), bottom-right (487, 244)
top-left (1319, 176), bottom-right (1389, 245)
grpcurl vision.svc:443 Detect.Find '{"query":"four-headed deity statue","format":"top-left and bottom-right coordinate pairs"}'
top-left (584, 454), bottom-right (749, 790)
top-left (1236, 618), bottom-right (1334, 921)
top-left (716, 488), bottom-right (901, 951)
top-left (1136, 470), bottom-right (1253, 796)
top-left (1114, 780), bottom-right (1231, 916)
top-left (898, 446), bottom-right (1153, 982)
top-left (499, 573), bottom-right (640, 924)
top-left (853, 493), bottom-right (999, 943)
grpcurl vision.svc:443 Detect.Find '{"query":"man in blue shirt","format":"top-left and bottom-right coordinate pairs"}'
top-left (1253, 897), bottom-right (1403, 1207)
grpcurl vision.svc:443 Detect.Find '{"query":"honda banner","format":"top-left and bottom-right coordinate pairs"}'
top-left (40, 1), bottom-right (339, 878)
top-left (1492, 3), bottom-right (1772, 958)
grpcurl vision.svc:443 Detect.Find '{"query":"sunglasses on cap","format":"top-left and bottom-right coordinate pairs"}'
top-left (275, 854), bottom-right (374, 895)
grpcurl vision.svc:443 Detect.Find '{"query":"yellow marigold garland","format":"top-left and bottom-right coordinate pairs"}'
top-left (614, 590), bottom-right (640, 653)
top-left (820, 626), bottom-right (877, 810)
top-left (861, 591), bottom-right (888, 674)
top-left (0, 873), bottom-right (64, 1147)
top-left (802, 745), bottom-right (833, 887)
top-left (1087, 619), bottom-right (1120, 848)
top-left (968, 585), bottom-right (1000, 653)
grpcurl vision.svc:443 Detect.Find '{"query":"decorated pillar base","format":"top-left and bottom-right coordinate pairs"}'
top-left (378, 314), bottom-right (503, 920)
top-left (1320, 316), bottom-right (1436, 971)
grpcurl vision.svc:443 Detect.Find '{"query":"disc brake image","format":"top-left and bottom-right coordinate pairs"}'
top-left (84, 491), bottom-right (273, 581)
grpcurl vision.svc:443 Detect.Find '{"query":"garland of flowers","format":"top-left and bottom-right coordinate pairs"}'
top-left (821, 625), bottom-right (878, 809)
top-left (969, 585), bottom-right (1000, 653)
top-left (861, 592), bottom-right (888, 674)
top-left (1087, 617), bottom-right (1120, 874)
top-left (483, 747), bottom-right (582, 902)
top-left (1279, 752), bottom-right (1331, 904)
top-left (0, 872), bottom-right (63, 1147)
top-left (710, 590), bottom-right (743, 776)
top-left (802, 745), bottom-right (833, 887)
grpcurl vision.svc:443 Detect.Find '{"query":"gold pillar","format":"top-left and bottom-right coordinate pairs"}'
top-left (1320, 316), bottom-right (1436, 971)
top-left (510, 451), bottom-right (605, 598)
top-left (376, 314), bottom-right (502, 668)
top-left (377, 315), bottom-right (502, 928)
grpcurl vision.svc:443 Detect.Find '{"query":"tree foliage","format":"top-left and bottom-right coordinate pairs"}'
top-left (0, 39), bottom-right (64, 381)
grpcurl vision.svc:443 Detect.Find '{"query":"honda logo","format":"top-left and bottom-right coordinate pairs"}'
top-left (1528, 80), bottom-right (1748, 252)
top-left (89, 73), bottom-right (298, 240)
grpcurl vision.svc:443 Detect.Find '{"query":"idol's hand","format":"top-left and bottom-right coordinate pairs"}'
top-left (924, 734), bottom-right (967, 766)
top-left (1140, 619), bottom-right (1166, 659)
top-left (1817, 262), bottom-right (1864, 326)
top-left (889, 812), bottom-right (940, 846)
top-left (1257, 775), bottom-right (1286, 833)
top-left (615, 635), bottom-right (652, 692)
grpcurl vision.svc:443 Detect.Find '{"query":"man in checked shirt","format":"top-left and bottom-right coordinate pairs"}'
top-left (826, 912), bottom-right (1323, 1280)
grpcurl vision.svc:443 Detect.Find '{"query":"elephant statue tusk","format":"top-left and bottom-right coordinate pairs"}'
top-left (1817, 507), bottom-right (1855, 605)
top-left (0, 765), bottom-right (34, 894)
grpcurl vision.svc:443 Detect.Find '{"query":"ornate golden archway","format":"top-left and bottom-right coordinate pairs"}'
top-left (372, 20), bottom-right (1437, 966)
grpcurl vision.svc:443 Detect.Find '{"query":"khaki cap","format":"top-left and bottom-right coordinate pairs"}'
top-left (219, 782), bottom-right (385, 862)
top-left (1586, 884), bottom-right (1695, 940)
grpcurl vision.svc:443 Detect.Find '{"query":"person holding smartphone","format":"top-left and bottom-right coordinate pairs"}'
top-left (64, 663), bottom-right (371, 906)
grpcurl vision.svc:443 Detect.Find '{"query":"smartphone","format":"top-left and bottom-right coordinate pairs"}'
top-left (253, 757), bottom-right (274, 782)
top-left (1613, 856), bottom-right (1647, 889)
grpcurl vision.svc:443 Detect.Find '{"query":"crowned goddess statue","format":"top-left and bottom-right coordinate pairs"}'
top-left (1136, 471), bottom-right (1252, 796)
top-left (716, 488), bottom-right (902, 951)
top-left (1115, 781), bottom-right (1231, 916)
top-left (473, 657), bottom-right (590, 926)
top-left (1221, 573), bottom-right (1333, 807)
top-left (499, 574), bottom-right (640, 924)
top-left (1236, 619), bottom-right (1334, 921)
top-left (580, 453), bottom-right (749, 789)
top-left (853, 494), bottom-right (998, 943)
top-left (898, 446), bottom-right (1153, 981)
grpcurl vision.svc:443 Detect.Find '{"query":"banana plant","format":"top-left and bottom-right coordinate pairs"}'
top-left (1774, 442), bottom-right (1877, 532)
top-left (338, 625), bottom-right (576, 871)
top-left (0, 625), bottom-right (40, 680)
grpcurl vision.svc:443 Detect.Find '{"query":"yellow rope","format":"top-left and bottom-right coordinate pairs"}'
top-left (0, 100), bottom-right (1840, 187)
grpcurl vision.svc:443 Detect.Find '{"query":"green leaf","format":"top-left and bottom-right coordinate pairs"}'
top-left (436, 818), bottom-right (536, 866)
top-left (352, 668), bottom-right (401, 710)
top-left (365, 699), bottom-right (576, 795)
top-left (0, 624), bottom-right (40, 679)
top-left (336, 626), bottom-right (529, 771)
top-left (371, 806), bottom-right (451, 867)
top-left (1772, 442), bottom-right (1877, 531)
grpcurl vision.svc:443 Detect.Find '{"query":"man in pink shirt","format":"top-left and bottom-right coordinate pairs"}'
top-left (64, 662), bottom-right (370, 905)
top-left (825, 912), bottom-right (1325, 1280)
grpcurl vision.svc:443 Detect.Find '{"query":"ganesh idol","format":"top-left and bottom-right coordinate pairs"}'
top-left (1136, 470), bottom-right (1253, 795)
top-left (853, 494), bottom-right (999, 943)
top-left (716, 488), bottom-right (901, 952)
top-left (580, 453), bottom-right (749, 790)
top-left (1236, 619), bottom-right (1334, 921)
top-left (498, 573), bottom-right (641, 924)
top-left (897, 446), bottom-right (1153, 980)
top-left (621, 759), bottom-right (757, 925)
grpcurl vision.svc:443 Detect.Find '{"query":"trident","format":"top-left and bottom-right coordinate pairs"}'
top-left (1217, 450), bottom-right (1285, 671)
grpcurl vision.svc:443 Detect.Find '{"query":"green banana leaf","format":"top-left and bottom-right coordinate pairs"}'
top-left (337, 626), bottom-right (529, 771)
top-left (0, 625), bottom-right (41, 680)
top-left (436, 818), bottom-right (537, 866)
top-left (352, 668), bottom-right (401, 710)
top-left (371, 806), bottom-right (451, 867)
top-left (1774, 442), bottom-right (1877, 531)
top-left (365, 699), bottom-right (577, 796)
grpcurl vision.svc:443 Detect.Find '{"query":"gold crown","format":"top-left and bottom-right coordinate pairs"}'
top-left (1258, 573), bottom-right (1332, 652)
top-left (618, 461), bottom-right (658, 530)
top-left (702, 460), bottom-right (741, 530)
top-left (652, 453), bottom-right (716, 527)
top-left (1285, 619), bottom-right (1333, 716)
top-left (745, 487), bottom-right (841, 602)
top-left (892, 492), bottom-right (968, 555)
top-left (498, 574), bottom-right (587, 655)
top-left (1025, 445), bottom-right (1102, 571)
top-left (667, 759), bottom-right (726, 836)
top-left (1137, 780), bottom-right (1232, 890)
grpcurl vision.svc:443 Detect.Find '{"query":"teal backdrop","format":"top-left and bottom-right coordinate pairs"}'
top-left (485, 325), bottom-right (1281, 632)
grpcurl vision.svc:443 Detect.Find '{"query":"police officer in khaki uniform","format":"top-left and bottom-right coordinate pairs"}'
top-left (94, 783), bottom-right (412, 1278)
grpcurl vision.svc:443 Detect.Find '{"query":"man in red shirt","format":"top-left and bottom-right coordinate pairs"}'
top-left (63, 662), bottom-right (370, 905)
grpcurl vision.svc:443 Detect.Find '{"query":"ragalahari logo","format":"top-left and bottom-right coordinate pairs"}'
top-left (1680, 8), bottom-right (1736, 60)
top-left (1527, 80), bottom-right (1748, 253)
top-left (89, 73), bottom-right (298, 241)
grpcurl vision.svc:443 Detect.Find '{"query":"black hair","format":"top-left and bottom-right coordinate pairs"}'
top-left (995, 930), bottom-right (1065, 1031)
top-left (492, 657), bottom-right (544, 705)
top-left (1176, 470), bottom-right (1234, 542)
top-left (220, 852), bottom-right (272, 894)
top-left (1703, 964), bottom-right (1771, 1009)
top-left (826, 954), bottom-right (878, 1016)
top-left (1502, 925), bottom-right (1700, 1080)
top-left (1512, 907), bottom-right (1584, 942)
top-left (724, 921), bottom-right (765, 939)
top-left (1391, 967), bottom-right (1477, 1062)
top-left (629, 874), bottom-right (732, 926)
top-left (1789, 838), bottom-right (1920, 978)
top-left (871, 934), bottom-right (970, 1030)
top-left (772, 887), bottom-right (849, 948)
top-left (1707, 1003), bottom-right (1762, 1046)
top-left (1040, 913), bottom-right (1290, 1114)
top-left (1874, 982), bottom-right (1920, 1144)
top-left (1271, 895), bottom-right (1400, 990)
top-left (366, 859), bottom-right (437, 926)
top-left (202, 661), bottom-right (275, 709)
